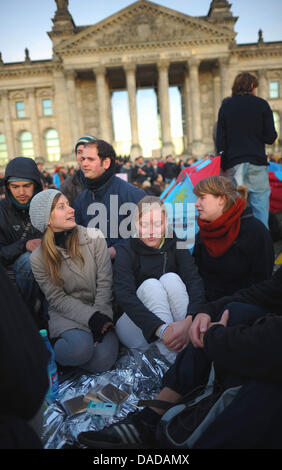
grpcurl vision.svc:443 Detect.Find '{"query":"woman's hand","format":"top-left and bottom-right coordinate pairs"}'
top-left (162, 316), bottom-right (192, 352)
top-left (189, 313), bottom-right (211, 349)
top-left (89, 312), bottom-right (114, 346)
top-left (94, 320), bottom-right (113, 347)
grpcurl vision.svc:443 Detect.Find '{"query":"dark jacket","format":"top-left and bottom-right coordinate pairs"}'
top-left (203, 266), bottom-right (282, 385)
top-left (0, 264), bottom-right (49, 448)
top-left (193, 208), bottom-right (274, 301)
top-left (0, 157), bottom-right (42, 267)
top-left (74, 175), bottom-right (145, 248)
top-left (113, 235), bottom-right (206, 343)
top-left (163, 161), bottom-right (178, 181)
top-left (200, 265), bottom-right (282, 321)
top-left (216, 94), bottom-right (277, 170)
top-left (59, 169), bottom-right (86, 207)
top-left (131, 164), bottom-right (148, 185)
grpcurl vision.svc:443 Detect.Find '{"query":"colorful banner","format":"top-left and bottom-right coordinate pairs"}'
top-left (268, 161), bottom-right (282, 213)
top-left (160, 156), bottom-right (221, 249)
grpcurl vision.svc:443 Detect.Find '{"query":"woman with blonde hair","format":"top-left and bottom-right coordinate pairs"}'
top-left (29, 189), bottom-right (119, 373)
top-left (113, 195), bottom-right (206, 364)
top-left (193, 175), bottom-right (274, 301)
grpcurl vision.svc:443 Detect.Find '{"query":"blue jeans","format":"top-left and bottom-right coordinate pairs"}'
top-left (13, 252), bottom-right (41, 308)
top-left (54, 328), bottom-right (119, 373)
top-left (226, 163), bottom-right (270, 229)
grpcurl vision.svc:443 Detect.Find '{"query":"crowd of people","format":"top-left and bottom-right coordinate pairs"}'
top-left (23, 153), bottom-right (198, 198)
top-left (1, 72), bottom-right (282, 450)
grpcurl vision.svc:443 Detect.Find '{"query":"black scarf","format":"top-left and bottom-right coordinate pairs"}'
top-left (85, 162), bottom-right (115, 192)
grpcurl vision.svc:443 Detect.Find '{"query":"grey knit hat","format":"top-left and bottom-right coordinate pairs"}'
top-left (29, 189), bottom-right (61, 233)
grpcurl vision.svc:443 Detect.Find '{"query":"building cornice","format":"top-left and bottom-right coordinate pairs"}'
top-left (58, 37), bottom-right (233, 58)
top-left (0, 61), bottom-right (54, 79)
top-left (231, 41), bottom-right (282, 59)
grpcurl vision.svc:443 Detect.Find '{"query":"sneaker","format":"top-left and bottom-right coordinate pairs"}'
top-left (77, 411), bottom-right (158, 449)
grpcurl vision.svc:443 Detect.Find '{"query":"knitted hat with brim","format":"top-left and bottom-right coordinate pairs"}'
top-left (29, 189), bottom-right (61, 234)
top-left (75, 135), bottom-right (98, 153)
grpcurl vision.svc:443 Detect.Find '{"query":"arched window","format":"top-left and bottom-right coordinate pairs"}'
top-left (0, 134), bottom-right (8, 165)
top-left (19, 131), bottom-right (34, 158)
top-left (45, 129), bottom-right (61, 162)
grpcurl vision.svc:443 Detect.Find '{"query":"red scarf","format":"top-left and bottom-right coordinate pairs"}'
top-left (197, 197), bottom-right (246, 258)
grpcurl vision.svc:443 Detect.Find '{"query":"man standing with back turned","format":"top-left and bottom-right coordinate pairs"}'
top-left (216, 72), bottom-right (277, 229)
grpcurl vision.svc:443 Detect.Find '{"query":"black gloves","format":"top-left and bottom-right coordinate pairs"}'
top-left (88, 311), bottom-right (113, 344)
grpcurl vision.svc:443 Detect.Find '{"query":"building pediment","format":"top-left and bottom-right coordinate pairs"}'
top-left (55, 0), bottom-right (235, 55)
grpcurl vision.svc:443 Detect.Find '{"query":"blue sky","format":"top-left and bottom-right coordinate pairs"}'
top-left (0, 0), bottom-right (281, 63)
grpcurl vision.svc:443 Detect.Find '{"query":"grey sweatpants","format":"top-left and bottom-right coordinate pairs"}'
top-left (54, 328), bottom-right (119, 373)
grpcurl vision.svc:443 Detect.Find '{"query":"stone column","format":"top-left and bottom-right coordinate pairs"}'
top-left (258, 69), bottom-right (268, 100)
top-left (218, 57), bottom-right (230, 100)
top-left (157, 61), bottom-right (174, 157)
top-left (65, 70), bottom-right (80, 143)
top-left (183, 69), bottom-right (193, 150)
top-left (1, 90), bottom-right (15, 159)
top-left (74, 78), bottom-right (85, 137)
top-left (93, 66), bottom-right (112, 142)
top-left (188, 57), bottom-right (203, 157)
top-left (212, 70), bottom-right (221, 122)
top-left (124, 64), bottom-right (142, 159)
top-left (212, 70), bottom-right (221, 152)
top-left (27, 88), bottom-right (42, 158)
top-left (53, 67), bottom-right (73, 159)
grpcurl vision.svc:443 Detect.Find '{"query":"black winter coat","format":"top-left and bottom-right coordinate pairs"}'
top-left (0, 264), bottom-right (49, 447)
top-left (216, 94), bottom-right (277, 170)
top-left (203, 266), bottom-right (282, 385)
top-left (60, 169), bottom-right (86, 207)
top-left (193, 208), bottom-right (274, 301)
top-left (113, 235), bottom-right (206, 343)
top-left (0, 157), bottom-right (42, 267)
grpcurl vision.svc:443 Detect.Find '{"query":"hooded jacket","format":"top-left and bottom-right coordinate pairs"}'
top-left (113, 234), bottom-right (206, 343)
top-left (0, 157), bottom-right (42, 267)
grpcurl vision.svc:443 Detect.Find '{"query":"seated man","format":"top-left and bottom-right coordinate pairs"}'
top-left (0, 157), bottom-right (43, 323)
top-left (77, 266), bottom-right (282, 449)
top-left (74, 139), bottom-right (145, 260)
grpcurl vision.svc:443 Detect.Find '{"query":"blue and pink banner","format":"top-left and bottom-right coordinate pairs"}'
top-left (160, 156), bottom-right (221, 249)
top-left (268, 161), bottom-right (282, 213)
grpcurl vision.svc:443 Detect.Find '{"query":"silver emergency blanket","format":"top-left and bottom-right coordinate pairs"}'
top-left (42, 345), bottom-right (170, 449)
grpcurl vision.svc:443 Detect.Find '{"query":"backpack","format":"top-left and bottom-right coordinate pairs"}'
top-left (140, 365), bottom-right (242, 449)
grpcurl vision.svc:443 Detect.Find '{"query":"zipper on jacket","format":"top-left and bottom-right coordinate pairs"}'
top-left (162, 251), bottom-right (168, 274)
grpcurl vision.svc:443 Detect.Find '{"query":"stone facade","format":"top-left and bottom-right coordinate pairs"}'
top-left (0, 0), bottom-right (281, 166)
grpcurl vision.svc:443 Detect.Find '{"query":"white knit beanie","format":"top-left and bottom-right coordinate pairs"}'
top-left (29, 189), bottom-right (62, 233)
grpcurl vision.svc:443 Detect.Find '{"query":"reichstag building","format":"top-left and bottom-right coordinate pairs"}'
top-left (0, 0), bottom-right (281, 167)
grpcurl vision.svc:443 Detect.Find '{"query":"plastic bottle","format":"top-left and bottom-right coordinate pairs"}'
top-left (40, 329), bottom-right (59, 404)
